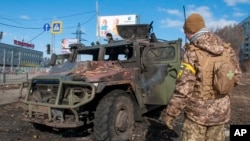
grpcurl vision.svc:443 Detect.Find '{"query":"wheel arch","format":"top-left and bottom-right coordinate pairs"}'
top-left (97, 84), bottom-right (144, 121)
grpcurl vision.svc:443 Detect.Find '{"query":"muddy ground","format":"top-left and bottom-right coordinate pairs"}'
top-left (0, 74), bottom-right (249, 141)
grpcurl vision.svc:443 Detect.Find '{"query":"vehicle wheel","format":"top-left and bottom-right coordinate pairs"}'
top-left (93, 90), bottom-right (134, 141)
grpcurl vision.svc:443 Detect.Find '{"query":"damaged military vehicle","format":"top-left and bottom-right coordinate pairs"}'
top-left (20, 22), bottom-right (182, 141)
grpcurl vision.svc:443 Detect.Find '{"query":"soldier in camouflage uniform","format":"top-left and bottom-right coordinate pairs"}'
top-left (165, 13), bottom-right (242, 141)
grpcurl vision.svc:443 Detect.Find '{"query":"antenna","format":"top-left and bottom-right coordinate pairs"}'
top-left (183, 5), bottom-right (187, 43)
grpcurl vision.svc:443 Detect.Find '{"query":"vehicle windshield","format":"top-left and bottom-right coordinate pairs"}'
top-left (48, 44), bottom-right (134, 74)
top-left (49, 47), bottom-right (100, 74)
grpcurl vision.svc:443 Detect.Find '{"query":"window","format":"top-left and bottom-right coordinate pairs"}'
top-left (77, 54), bottom-right (93, 61)
top-left (77, 47), bottom-right (99, 61)
top-left (144, 46), bottom-right (175, 62)
top-left (105, 45), bottom-right (133, 61)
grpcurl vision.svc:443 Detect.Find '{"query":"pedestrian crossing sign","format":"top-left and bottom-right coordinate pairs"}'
top-left (51, 21), bottom-right (62, 34)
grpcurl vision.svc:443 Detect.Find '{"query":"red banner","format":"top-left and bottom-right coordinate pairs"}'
top-left (14, 40), bottom-right (35, 49)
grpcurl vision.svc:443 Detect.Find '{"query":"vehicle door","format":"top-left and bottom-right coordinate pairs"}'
top-left (141, 39), bottom-right (182, 105)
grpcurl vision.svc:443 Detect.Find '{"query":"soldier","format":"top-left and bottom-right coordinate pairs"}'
top-left (165, 13), bottom-right (242, 141)
top-left (106, 33), bottom-right (114, 43)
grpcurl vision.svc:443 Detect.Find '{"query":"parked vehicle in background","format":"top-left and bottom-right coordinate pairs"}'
top-left (14, 69), bottom-right (26, 74)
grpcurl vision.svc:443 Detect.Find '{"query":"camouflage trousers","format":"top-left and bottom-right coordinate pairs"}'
top-left (180, 118), bottom-right (225, 141)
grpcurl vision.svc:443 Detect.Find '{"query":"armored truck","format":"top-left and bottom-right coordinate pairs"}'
top-left (20, 23), bottom-right (182, 140)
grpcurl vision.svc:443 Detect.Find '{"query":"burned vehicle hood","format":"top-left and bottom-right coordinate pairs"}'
top-left (71, 61), bottom-right (136, 82)
top-left (40, 61), bottom-right (136, 82)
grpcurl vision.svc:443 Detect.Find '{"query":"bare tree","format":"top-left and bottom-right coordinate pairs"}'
top-left (213, 24), bottom-right (244, 56)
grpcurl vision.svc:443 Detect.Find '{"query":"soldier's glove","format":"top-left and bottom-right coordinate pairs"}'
top-left (165, 115), bottom-right (175, 130)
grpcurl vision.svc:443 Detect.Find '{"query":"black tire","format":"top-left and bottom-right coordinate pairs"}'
top-left (93, 90), bottom-right (134, 141)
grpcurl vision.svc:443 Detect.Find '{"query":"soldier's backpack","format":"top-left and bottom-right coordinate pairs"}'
top-left (194, 43), bottom-right (236, 95)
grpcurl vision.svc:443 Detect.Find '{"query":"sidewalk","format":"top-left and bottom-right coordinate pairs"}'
top-left (0, 73), bottom-right (40, 105)
top-left (0, 89), bottom-right (20, 105)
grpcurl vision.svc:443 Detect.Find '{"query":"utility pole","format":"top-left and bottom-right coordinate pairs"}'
top-left (50, 30), bottom-right (53, 54)
top-left (3, 49), bottom-right (5, 72)
top-left (50, 20), bottom-right (55, 54)
top-left (96, 0), bottom-right (100, 42)
top-left (72, 23), bottom-right (86, 44)
top-left (72, 23), bottom-right (86, 61)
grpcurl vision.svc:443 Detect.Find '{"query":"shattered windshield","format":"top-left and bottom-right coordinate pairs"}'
top-left (49, 62), bottom-right (76, 74)
top-left (49, 47), bottom-right (100, 74)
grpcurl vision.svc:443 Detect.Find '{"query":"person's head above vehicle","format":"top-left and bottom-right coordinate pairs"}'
top-left (183, 13), bottom-right (206, 40)
top-left (106, 33), bottom-right (113, 38)
top-left (106, 33), bottom-right (113, 42)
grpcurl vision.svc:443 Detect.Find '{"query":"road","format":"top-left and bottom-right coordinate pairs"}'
top-left (0, 73), bottom-right (249, 141)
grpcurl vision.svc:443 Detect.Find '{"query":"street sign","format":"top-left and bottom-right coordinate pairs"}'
top-left (51, 21), bottom-right (62, 34)
top-left (43, 23), bottom-right (51, 32)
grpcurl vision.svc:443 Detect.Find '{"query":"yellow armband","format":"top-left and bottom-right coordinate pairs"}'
top-left (177, 62), bottom-right (196, 78)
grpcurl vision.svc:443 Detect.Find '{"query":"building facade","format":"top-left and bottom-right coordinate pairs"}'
top-left (0, 42), bottom-right (43, 72)
top-left (239, 16), bottom-right (250, 60)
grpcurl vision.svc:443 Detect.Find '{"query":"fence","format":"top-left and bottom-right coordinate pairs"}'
top-left (0, 73), bottom-right (28, 84)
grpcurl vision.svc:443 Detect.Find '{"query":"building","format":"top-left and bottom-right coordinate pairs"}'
top-left (239, 16), bottom-right (250, 60)
top-left (0, 42), bottom-right (43, 72)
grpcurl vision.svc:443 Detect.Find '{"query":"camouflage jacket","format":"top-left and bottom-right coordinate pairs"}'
top-left (166, 32), bottom-right (242, 126)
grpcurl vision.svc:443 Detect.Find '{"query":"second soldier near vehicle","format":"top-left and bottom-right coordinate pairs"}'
top-left (106, 33), bottom-right (114, 43)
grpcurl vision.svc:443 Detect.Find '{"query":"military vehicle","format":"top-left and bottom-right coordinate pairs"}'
top-left (20, 22), bottom-right (182, 141)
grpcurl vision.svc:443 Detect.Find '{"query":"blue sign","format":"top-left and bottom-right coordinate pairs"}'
top-left (51, 21), bottom-right (62, 34)
top-left (43, 23), bottom-right (51, 32)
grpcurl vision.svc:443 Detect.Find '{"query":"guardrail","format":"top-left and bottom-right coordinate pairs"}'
top-left (0, 73), bottom-right (28, 84)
